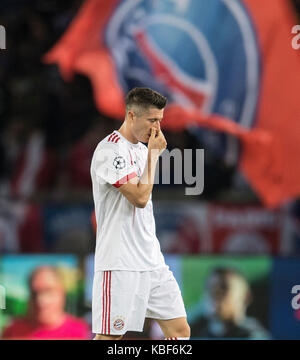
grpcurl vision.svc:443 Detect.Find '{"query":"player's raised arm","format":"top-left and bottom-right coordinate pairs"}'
top-left (118, 127), bottom-right (167, 208)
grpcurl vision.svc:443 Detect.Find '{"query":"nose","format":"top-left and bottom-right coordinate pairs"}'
top-left (154, 121), bottom-right (160, 131)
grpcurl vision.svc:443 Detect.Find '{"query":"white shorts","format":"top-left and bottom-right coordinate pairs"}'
top-left (92, 267), bottom-right (187, 335)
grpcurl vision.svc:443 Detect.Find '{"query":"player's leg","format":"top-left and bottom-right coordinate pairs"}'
top-left (156, 317), bottom-right (190, 339)
top-left (92, 270), bottom-right (150, 340)
top-left (146, 267), bottom-right (190, 340)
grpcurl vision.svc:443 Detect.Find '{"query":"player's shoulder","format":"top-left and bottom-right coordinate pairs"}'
top-left (94, 132), bottom-right (147, 156)
top-left (93, 131), bottom-right (126, 156)
top-left (98, 131), bottom-right (127, 150)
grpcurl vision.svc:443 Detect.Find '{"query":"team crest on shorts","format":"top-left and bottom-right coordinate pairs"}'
top-left (113, 316), bottom-right (125, 331)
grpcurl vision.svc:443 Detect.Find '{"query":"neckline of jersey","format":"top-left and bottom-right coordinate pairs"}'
top-left (114, 130), bottom-right (140, 147)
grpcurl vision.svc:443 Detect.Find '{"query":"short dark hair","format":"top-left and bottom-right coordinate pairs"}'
top-left (125, 87), bottom-right (167, 113)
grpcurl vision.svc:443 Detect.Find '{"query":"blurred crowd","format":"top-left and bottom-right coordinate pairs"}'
top-left (0, 0), bottom-right (115, 202)
top-left (0, 0), bottom-right (299, 205)
top-left (0, 0), bottom-right (250, 206)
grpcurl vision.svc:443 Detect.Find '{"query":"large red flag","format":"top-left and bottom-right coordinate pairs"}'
top-left (44, 0), bottom-right (300, 208)
top-left (241, 0), bottom-right (300, 207)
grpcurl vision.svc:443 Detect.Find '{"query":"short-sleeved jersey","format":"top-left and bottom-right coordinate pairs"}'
top-left (90, 130), bottom-right (166, 272)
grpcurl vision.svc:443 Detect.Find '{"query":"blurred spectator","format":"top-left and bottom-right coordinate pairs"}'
top-left (168, 216), bottom-right (202, 254)
top-left (190, 267), bottom-right (270, 339)
top-left (64, 117), bottom-right (115, 190)
top-left (2, 266), bottom-right (90, 339)
top-left (0, 118), bottom-right (58, 200)
top-left (0, 118), bottom-right (26, 196)
top-left (10, 129), bottom-right (57, 199)
top-left (18, 202), bottom-right (44, 252)
top-left (0, 199), bottom-right (44, 253)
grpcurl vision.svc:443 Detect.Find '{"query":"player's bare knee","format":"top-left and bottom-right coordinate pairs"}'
top-left (163, 321), bottom-right (191, 338)
top-left (176, 321), bottom-right (191, 337)
top-left (180, 323), bottom-right (191, 338)
top-left (175, 322), bottom-right (190, 338)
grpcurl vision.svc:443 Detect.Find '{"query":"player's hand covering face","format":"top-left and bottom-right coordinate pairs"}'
top-left (131, 106), bottom-right (164, 144)
top-left (148, 127), bottom-right (167, 156)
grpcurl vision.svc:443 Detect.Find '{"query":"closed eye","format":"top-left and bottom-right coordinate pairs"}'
top-left (148, 119), bottom-right (162, 123)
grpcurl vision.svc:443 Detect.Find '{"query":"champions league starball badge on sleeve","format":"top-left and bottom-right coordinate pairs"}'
top-left (113, 156), bottom-right (126, 170)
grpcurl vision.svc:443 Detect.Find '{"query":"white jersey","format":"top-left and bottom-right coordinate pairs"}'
top-left (90, 130), bottom-right (166, 272)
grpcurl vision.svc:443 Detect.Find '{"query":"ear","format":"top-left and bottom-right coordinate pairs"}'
top-left (127, 110), bottom-right (134, 123)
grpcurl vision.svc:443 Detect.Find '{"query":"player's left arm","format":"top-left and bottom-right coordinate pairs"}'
top-left (117, 128), bottom-right (166, 208)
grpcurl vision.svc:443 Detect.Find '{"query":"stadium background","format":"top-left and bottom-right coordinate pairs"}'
top-left (1, 0), bottom-right (300, 339)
